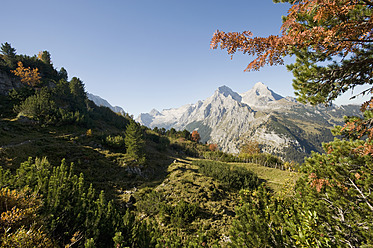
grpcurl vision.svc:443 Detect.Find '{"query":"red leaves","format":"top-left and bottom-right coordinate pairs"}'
top-left (210, 30), bottom-right (286, 71)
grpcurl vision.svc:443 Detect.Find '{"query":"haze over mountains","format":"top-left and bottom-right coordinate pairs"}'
top-left (137, 82), bottom-right (361, 162)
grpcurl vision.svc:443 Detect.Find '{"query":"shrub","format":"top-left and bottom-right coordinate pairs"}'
top-left (161, 200), bottom-right (199, 228)
top-left (193, 160), bottom-right (261, 191)
top-left (14, 88), bottom-right (56, 124)
top-left (105, 135), bottom-right (125, 148)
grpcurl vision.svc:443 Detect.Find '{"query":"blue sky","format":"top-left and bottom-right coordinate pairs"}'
top-left (1, 0), bottom-right (367, 116)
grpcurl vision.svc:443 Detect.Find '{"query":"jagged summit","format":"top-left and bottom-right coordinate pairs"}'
top-left (216, 85), bottom-right (242, 102)
top-left (241, 82), bottom-right (284, 107)
top-left (87, 93), bottom-right (125, 114)
top-left (135, 81), bottom-right (361, 162)
top-left (149, 109), bottom-right (161, 116)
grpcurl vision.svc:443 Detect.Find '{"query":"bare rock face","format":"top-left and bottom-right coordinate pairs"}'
top-left (137, 82), bottom-right (362, 162)
top-left (0, 71), bottom-right (21, 95)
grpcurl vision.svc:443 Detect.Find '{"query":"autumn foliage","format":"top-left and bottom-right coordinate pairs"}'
top-left (11, 61), bottom-right (41, 87)
top-left (211, 0), bottom-right (373, 71)
top-left (191, 130), bottom-right (201, 143)
top-left (208, 143), bottom-right (218, 151)
top-left (212, 2), bottom-right (373, 246)
top-left (211, 0), bottom-right (373, 105)
top-left (240, 140), bottom-right (260, 155)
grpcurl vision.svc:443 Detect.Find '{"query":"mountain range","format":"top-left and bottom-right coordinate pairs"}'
top-left (87, 93), bottom-right (125, 114)
top-left (136, 82), bottom-right (361, 162)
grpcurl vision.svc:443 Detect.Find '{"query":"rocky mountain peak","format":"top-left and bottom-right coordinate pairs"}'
top-left (87, 93), bottom-right (125, 114)
top-left (135, 81), bottom-right (361, 162)
top-left (241, 82), bottom-right (284, 107)
top-left (215, 85), bottom-right (242, 102)
top-left (149, 108), bottom-right (161, 116)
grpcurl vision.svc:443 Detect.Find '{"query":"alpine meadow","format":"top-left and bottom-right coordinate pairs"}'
top-left (0, 0), bottom-right (372, 247)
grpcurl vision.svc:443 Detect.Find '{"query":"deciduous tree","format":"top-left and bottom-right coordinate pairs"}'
top-left (208, 143), bottom-right (218, 151)
top-left (11, 61), bottom-right (41, 87)
top-left (240, 140), bottom-right (260, 155)
top-left (191, 130), bottom-right (201, 143)
top-left (37, 51), bottom-right (52, 65)
top-left (213, 1), bottom-right (373, 246)
top-left (211, 0), bottom-right (373, 105)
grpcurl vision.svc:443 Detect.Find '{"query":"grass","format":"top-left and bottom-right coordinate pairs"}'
top-left (0, 114), bottom-right (299, 247)
top-left (231, 162), bottom-right (300, 193)
top-left (134, 158), bottom-right (299, 246)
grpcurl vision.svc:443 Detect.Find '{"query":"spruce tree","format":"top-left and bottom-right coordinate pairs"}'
top-left (125, 121), bottom-right (145, 162)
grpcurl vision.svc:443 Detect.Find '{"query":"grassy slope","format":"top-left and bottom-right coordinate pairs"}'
top-left (0, 112), bottom-right (298, 246)
top-left (231, 162), bottom-right (300, 192)
top-left (134, 157), bottom-right (298, 246)
top-left (0, 116), bottom-right (170, 199)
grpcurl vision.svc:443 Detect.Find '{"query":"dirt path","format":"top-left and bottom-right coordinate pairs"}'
top-left (0, 139), bottom-right (33, 149)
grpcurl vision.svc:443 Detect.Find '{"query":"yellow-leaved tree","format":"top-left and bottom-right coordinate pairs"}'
top-left (11, 61), bottom-right (41, 87)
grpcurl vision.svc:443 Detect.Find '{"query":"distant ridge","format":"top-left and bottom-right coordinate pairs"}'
top-left (136, 82), bottom-right (361, 162)
top-left (87, 93), bottom-right (125, 114)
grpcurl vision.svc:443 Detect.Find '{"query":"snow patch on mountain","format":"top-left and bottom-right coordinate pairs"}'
top-left (241, 82), bottom-right (284, 108)
top-left (136, 82), bottom-right (361, 162)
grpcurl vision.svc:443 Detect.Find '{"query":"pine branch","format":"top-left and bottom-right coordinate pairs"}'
top-left (360, 0), bottom-right (373, 7)
top-left (348, 178), bottom-right (373, 211)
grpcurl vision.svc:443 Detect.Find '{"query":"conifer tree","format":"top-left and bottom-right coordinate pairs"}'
top-left (212, 1), bottom-right (373, 246)
top-left (125, 121), bottom-right (145, 162)
top-left (211, 0), bottom-right (373, 104)
top-left (0, 42), bottom-right (16, 57)
top-left (58, 67), bottom-right (68, 81)
top-left (69, 77), bottom-right (87, 112)
top-left (0, 42), bottom-right (16, 68)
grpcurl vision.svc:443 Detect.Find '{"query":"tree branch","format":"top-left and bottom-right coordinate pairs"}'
top-left (348, 178), bottom-right (373, 211)
top-left (360, 0), bottom-right (373, 7)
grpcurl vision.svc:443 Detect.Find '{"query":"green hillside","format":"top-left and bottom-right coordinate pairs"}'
top-left (1, 44), bottom-right (372, 247)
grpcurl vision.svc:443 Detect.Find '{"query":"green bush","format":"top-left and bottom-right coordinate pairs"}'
top-left (1, 157), bottom-right (160, 247)
top-left (105, 134), bottom-right (125, 148)
top-left (161, 200), bottom-right (199, 228)
top-left (137, 189), bottom-right (165, 216)
top-left (14, 88), bottom-right (57, 124)
top-left (193, 160), bottom-right (261, 191)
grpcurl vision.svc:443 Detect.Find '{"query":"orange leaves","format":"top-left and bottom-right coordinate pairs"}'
top-left (11, 61), bottom-right (41, 87)
top-left (191, 130), bottom-right (201, 143)
top-left (211, 0), bottom-right (373, 71)
top-left (211, 30), bottom-right (286, 71)
top-left (0, 188), bottom-right (40, 229)
top-left (282, 0), bottom-right (373, 53)
top-left (309, 173), bottom-right (330, 192)
top-left (37, 51), bottom-right (44, 61)
top-left (208, 143), bottom-right (218, 151)
top-left (240, 140), bottom-right (260, 155)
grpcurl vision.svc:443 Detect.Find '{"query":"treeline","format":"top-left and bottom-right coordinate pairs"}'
top-left (0, 42), bottom-right (133, 130)
top-left (152, 127), bottom-right (191, 140)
